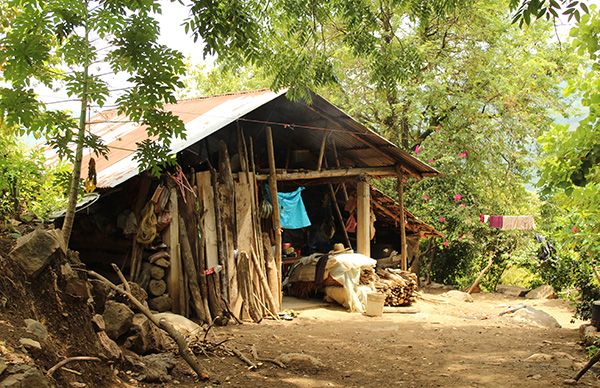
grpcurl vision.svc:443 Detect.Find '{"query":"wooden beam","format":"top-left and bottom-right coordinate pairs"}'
top-left (316, 132), bottom-right (329, 171)
top-left (396, 166), bottom-right (408, 271)
top-left (356, 179), bottom-right (370, 257)
top-left (255, 166), bottom-right (397, 181)
top-left (265, 126), bottom-right (283, 307)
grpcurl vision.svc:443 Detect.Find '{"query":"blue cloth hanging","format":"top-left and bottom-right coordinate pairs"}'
top-left (277, 187), bottom-right (311, 229)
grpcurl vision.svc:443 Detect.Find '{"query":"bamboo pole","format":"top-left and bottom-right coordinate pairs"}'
top-left (179, 216), bottom-right (211, 324)
top-left (396, 166), bottom-right (408, 271)
top-left (328, 184), bottom-right (352, 250)
top-left (265, 126), bottom-right (283, 308)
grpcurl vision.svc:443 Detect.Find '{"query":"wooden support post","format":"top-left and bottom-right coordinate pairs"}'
top-left (265, 126), bottom-right (283, 308)
top-left (165, 187), bottom-right (184, 314)
top-left (331, 138), bottom-right (349, 201)
top-left (356, 178), bottom-right (370, 257)
top-left (316, 132), bottom-right (329, 171)
top-left (396, 166), bottom-right (408, 271)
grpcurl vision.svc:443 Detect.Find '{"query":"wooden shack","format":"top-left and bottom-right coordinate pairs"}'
top-left (54, 89), bottom-right (439, 323)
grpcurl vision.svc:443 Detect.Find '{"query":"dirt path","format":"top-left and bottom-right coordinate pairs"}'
top-left (186, 291), bottom-right (600, 387)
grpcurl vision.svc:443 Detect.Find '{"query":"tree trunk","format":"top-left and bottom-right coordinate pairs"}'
top-left (62, 25), bottom-right (90, 246)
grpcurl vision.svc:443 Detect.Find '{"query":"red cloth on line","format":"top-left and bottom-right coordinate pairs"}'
top-left (489, 215), bottom-right (503, 228)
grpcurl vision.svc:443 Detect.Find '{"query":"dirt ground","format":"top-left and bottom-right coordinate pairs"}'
top-left (188, 291), bottom-right (600, 388)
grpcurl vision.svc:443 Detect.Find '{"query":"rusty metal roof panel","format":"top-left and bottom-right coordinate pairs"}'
top-left (57, 89), bottom-right (285, 188)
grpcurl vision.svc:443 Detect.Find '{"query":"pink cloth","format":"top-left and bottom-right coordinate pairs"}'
top-left (489, 215), bottom-right (503, 228)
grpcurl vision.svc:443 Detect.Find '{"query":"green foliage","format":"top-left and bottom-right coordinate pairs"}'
top-left (180, 64), bottom-right (271, 98)
top-left (0, 133), bottom-right (69, 221)
top-left (536, 7), bottom-right (600, 319)
top-left (510, 0), bottom-right (591, 26)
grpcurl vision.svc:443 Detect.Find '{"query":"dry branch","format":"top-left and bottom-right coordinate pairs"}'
top-left (88, 270), bottom-right (210, 381)
top-left (47, 357), bottom-right (100, 377)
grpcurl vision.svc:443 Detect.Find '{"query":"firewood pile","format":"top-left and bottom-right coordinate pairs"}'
top-left (366, 268), bottom-right (418, 306)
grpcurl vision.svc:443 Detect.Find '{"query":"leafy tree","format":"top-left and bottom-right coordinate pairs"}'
top-left (0, 0), bottom-right (188, 244)
top-left (537, 7), bottom-right (599, 318)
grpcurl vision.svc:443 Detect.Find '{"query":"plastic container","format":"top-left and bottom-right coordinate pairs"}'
top-left (365, 292), bottom-right (386, 317)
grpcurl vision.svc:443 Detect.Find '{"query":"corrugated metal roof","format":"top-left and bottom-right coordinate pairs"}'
top-left (46, 89), bottom-right (285, 188)
top-left (45, 89), bottom-right (438, 188)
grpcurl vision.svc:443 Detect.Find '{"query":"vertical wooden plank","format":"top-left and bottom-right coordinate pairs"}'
top-left (235, 175), bottom-right (256, 318)
top-left (396, 166), bottom-right (408, 271)
top-left (356, 179), bottom-right (371, 257)
top-left (197, 172), bottom-right (219, 269)
top-left (265, 126), bottom-right (283, 308)
top-left (165, 187), bottom-right (182, 314)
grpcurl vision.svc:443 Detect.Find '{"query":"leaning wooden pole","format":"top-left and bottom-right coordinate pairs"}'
top-left (88, 270), bottom-right (209, 380)
top-left (395, 166), bottom-right (408, 271)
top-left (265, 126), bottom-right (282, 308)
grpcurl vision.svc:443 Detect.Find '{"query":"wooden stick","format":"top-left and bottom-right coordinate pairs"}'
top-left (316, 132), bottom-right (329, 171)
top-left (331, 138), bottom-right (349, 201)
top-left (467, 254), bottom-right (494, 294)
top-left (88, 270), bottom-right (210, 380)
top-left (395, 166), bottom-right (408, 271)
top-left (179, 216), bottom-right (211, 324)
top-left (225, 346), bottom-right (257, 370)
top-left (253, 292), bottom-right (279, 321)
top-left (111, 263), bottom-right (131, 294)
top-left (328, 184), bottom-right (352, 250)
top-left (249, 247), bottom-right (278, 314)
top-left (265, 126), bottom-right (282, 308)
top-left (47, 357), bottom-right (100, 377)
top-left (210, 166), bottom-right (228, 304)
top-left (572, 348), bottom-right (600, 382)
top-left (251, 344), bottom-right (286, 368)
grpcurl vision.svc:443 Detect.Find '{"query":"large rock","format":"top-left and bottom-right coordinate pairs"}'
top-left (511, 306), bottom-right (561, 329)
top-left (496, 285), bottom-right (529, 297)
top-left (441, 290), bottom-right (473, 303)
top-left (276, 353), bottom-right (324, 371)
top-left (0, 364), bottom-right (51, 387)
top-left (525, 285), bottom-right (557, 300)
top-left (89, 279), bottom-right (111, 314)
top-left (114, 282), bottom-right (148, 310)
top-left (124, 314), bottom-right (166, 354)
top-left (154, 312), bottom-right (203, 341)
top-left (97, 331), bottom-right (122, 360)
top-left (18, 338), bottom-right (41, 351)
top-left (148, 295), bottom-right (172, 313)
top-left (61, 263), bottom-right (92, 300)
top-left (24, 319), bottom-right (47, 341)
top-left (103, 301), bottom-right (134, 340)
top-left (138, 353), bottom-right (176, 383)
top-left (9, 228), bottom-right (66, 277)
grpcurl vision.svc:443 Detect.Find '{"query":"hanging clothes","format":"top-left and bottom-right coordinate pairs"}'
top-left (277, 187), bottom-right (311, 229)
top-left (345, 214), bottom-right (357, 233)
top-left (489, 215), bottom-right (503, 229)
top-left (501, 216), bottom-right (536, 230)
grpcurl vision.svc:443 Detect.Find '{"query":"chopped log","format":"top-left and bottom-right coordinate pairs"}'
top-left (373, 268), bottom-right (418, 306)
top-left (178, 216), bottom-right (211, 324)
top-left (88, 270), bottom-right (209, 380)
top-left (148, 279), bottom-right (167, 297)
top-left (150, 265), bottom-right (165, 280)
top-left (149, 251), bottom-right (169, 264)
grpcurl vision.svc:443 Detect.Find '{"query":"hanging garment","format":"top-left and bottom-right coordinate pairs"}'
top-left (345, 214), bottom-right (357, 233)
top-left (501, 216), bottom-right (536, 230)
top-left (277, 187), bottom-right (311, 229)
top-left (489, 215), bottom-right (503, 229)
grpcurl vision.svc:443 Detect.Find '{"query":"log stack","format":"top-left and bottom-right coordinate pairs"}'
top-left (373, 268), bottom-right (418, 306)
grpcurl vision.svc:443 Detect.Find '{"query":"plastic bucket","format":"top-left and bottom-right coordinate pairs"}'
top-left (365, 292), bottom-right (386, 317)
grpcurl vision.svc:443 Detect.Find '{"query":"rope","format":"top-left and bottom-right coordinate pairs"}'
top-left (136, 204), bottom-right (157, 245)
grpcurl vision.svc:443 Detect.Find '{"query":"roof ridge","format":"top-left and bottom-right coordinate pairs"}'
top-left (177, 88), bottom-right (274, 102)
